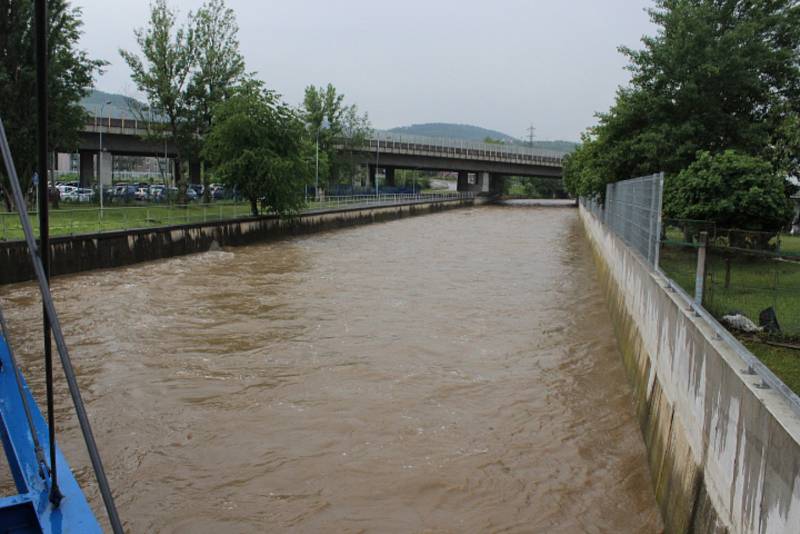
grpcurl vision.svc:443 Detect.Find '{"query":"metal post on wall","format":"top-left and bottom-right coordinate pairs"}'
top-left (694, 231), bottom-right (708, 305)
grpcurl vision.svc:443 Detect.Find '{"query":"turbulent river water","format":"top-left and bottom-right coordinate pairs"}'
top-left (0, 206), bottom-right (662, 532)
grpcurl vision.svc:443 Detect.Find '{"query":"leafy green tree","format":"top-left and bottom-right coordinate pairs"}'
top-left (185, 0), bottom-right (246, 199)
top-left (0, 0), bottom-right (105, 210)
top-left (121, 0), bottom-right (246, 200)
top-left (203, 81), bottom-right (309, 215)
top-left (120, 0), bottom-right (195, 195)
top-left (663, 150), bottom-right (794, 233)
top-left (302, 84), bottom-right (371, 189)
top-left (565, 0), bottom-right (800, 221)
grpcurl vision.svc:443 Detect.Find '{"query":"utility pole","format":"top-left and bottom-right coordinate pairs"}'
top-left (526, 124), bottom-right (536, 147)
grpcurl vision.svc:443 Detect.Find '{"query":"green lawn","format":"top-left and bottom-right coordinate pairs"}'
top-left (0, 194), bottom-right (460, 240)
top-left (0, 202), bottom-right (255, 240)
top-left (742, 340), bottom-right (800, 395)
top-left (660, 243), bottom-right (800, 393)
top-left (660, 245), bottom-right (800, 337)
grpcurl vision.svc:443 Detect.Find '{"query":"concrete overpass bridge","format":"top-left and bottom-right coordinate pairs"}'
top-left (349, 133), bottom-right (564, 195)
top-left (75, 117), bottom-right (565, 193)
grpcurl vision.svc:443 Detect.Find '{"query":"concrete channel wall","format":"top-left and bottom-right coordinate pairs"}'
top-left (580, 205), bottom-right (800, 534)
top-left (0, 198), bottom-right (474, 285)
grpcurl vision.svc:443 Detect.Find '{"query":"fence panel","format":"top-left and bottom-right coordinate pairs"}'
top-left (581, 173), bottom-right (664, 269)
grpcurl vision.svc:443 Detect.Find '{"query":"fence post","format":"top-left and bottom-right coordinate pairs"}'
top-left (694, 231), bottom-right (708, 305)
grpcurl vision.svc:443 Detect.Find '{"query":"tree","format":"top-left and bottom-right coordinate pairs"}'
top-left (120, 0), bottom-right (195, 197)
top-left (185, 0), bottom-right (246, 200)
top-left (0, 0), bottom-right (104, 210)
top-left (120, 0), bottom-right (246, 201)
top-left (203, 81), bottom-right (309, 216)
top-left (663, 150), bottom-right (795, 233)
top-left (564, 0), bottom-right (800, 220)
top-left (302, 84), bottom-right (371, 189)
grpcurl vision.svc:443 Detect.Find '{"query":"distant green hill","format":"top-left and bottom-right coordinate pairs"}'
top-left (388, 123), bottom-right (517, 143)
top-left (81, 89), bottom-right (150, 119)
top-left (387, 122), bottom-right (577, 153)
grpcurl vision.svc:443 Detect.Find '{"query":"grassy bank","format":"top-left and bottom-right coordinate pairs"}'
top-left (660, 243), bottom-right (800, 393)
top-left (0, 194), bottom-right (466, 240)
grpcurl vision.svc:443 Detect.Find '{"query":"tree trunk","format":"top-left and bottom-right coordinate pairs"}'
top-left (1, 183), bottom-right (13, 211)
top-left (250, 197), bottom-right (258, 216)
top-left (174, 157), bottom-right (187, 204)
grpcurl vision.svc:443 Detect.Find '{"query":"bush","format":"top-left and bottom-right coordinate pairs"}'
top-left (663, 150), bottom-right (795, 233)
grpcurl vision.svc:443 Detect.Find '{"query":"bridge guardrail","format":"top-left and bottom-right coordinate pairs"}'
top-left (82, 116), bottom-right (567, 167)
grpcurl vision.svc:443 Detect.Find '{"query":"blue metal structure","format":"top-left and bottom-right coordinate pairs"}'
top-left (0, 2), bottom-right (121, 531)
top-left (0, 332), bottom-right (102, 533)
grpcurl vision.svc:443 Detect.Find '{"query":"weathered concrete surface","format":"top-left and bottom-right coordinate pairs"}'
top-left (0, 198), bottom-right (473, 285)
top-left (580, 205), bottom-right (800, 534)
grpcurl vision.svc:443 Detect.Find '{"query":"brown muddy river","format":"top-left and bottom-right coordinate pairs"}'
top-left (0, 206), bottom-right (662, 532)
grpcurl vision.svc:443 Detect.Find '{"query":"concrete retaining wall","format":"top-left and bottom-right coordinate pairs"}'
top-left (0, 198), bottom-right (473, 285)
top-left (580, 205), bottom-right (800, 534)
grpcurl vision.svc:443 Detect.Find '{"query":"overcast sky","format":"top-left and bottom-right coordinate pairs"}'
top-left (74, 0), bottom-right (656, 142)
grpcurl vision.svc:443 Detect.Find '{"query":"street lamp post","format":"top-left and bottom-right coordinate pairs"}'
top-left (375, 135), bottom-right (380, 197)
top-left (98, 100), bottom-right (112, 214)
top-left (314, 118), bottom-right (330, 202)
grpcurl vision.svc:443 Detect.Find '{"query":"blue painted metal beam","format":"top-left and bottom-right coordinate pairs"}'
top-left (0, 333), bottom-right (102, 533)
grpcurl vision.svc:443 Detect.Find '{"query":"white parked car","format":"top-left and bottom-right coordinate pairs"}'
top-left (62, 187), bottom-right (94, 202)
top-left (134, 187), bottom-right (150, 201)
top-left (58, 185), bottom-right (77, 196)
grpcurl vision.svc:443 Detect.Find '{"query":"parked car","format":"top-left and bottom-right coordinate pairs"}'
top-left (63, 187), bottom-right (94, 202)
top-left (57, 185), bottom-right (77, 196)
top-left (210, 185), bottom-right (227, 200)
top-left (134, 187), bottom-right (149, 201)
top-left (115, 185), bottom-right (139, 201)
top-left (148, 185), bottom-right (165, 202)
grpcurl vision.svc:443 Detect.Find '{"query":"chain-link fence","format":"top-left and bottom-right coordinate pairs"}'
top-left (581, 173), bottom-right (665, 269)
top-left (584, 178), bottom-right (800, 395)
top-left (660, 220), bottom-right (800, 344)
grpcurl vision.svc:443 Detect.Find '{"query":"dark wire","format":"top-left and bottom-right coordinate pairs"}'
top-left (0, 116), bottom-right (124, 533)
top-left (33, 0), bottom-right (60, 507)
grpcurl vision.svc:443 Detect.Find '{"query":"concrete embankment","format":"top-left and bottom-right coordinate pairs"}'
top-left (580, 206), bottom-right (800, 533)
top-left (0, 198), bottom-right (473, 284)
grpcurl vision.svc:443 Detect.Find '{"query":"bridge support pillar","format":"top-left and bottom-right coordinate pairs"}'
top-left (480, 172), bottom-right (490, 193)
top-left (79, 150), bottom-right (97, 187)
top-left (367, 164), bottom-right (376, 189)
top-left (385, 167), bottom-right (395, 187)
top-left (456, 171), bottom-right (468, 191)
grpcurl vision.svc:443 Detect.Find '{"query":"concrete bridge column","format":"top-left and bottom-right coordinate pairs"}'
top-left (457, 171), bottom-right (469, 191)
top-left (480, 172), bottom-right (490, 193)
top-left (367, 164), bottom-right (376, 189)
top-left (385, 167), bottom-right (396, 187)
top-left (79, 150), bottom-right (97, 187)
